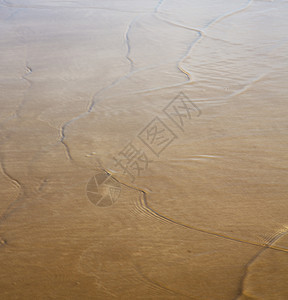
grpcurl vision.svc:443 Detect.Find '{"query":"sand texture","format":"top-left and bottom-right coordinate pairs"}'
top-left (0, 0), bottom-right (288, 299)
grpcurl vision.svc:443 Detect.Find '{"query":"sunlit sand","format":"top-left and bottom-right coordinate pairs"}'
top-left (1, 0), bottom-right (288, 299)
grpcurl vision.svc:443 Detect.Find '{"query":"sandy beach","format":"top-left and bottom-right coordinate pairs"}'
top-left (0, 0), bottom-right (288, 299)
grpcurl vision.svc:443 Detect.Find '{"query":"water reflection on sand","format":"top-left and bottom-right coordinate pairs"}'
top-left (0, 0), bottom-right (288, 299)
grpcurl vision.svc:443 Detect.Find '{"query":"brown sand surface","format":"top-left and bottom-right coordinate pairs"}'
top-left (0, 0), bottom-right (288, 299)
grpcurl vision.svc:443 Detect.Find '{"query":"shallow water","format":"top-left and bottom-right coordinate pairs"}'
top-left (0, 0), bottom-right (288, 299)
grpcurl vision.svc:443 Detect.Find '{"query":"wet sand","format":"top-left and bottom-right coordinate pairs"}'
top-left (1, 0), bottom-right (288, 299)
